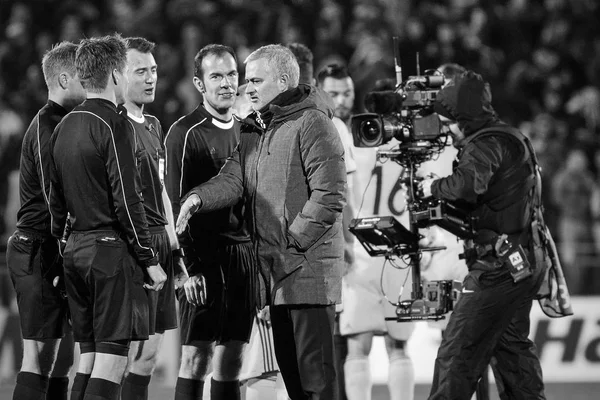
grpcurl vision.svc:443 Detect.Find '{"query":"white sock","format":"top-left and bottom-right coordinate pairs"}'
top-left (275, 373), bottom-right (289, 400)
top-left (344, 356), bottom-right (372, 400)
top-left (203, 373), bottom-right (211, 399)
top-left (387, 350), bottom-right (415, 400)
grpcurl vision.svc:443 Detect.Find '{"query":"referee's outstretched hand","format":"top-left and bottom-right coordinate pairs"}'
top-left (176, 194), bottom-right (201, 234)
top-left (144, 263), bottom-right (167, 291)
top-left (184, 273), bottom-right (207, 306)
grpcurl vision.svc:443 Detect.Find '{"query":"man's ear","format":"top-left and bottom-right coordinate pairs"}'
top-left (112, 69), bottom-right (119, 86)
top-left (277, 73), bottom-right (289, 91)
top-left (58, 73), bottom-right (69, 90)
top-left (193, 76), bottom-right (205, 94)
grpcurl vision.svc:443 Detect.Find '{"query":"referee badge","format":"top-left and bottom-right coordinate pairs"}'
top-left (157, 148), bottom-right (165, 186)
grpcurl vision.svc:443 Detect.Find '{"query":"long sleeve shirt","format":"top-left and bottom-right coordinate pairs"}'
top-left (16, 100), bottom-right (67, 234)
top-left (49, 98), bottom-right (158, 268)
top-left (127, 112), bottom-right (168, 227)
top-left (164, 105), bottom-right (249, 253)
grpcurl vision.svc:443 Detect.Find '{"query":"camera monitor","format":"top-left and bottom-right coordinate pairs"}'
top-left (349, 216), bottom-right (419, 256)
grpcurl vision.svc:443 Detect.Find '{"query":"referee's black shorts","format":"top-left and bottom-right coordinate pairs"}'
top-left (147, 226), bottom-right (177, 335)
top-left (63, 230), bottom-right (149, 342)
top-left (6, 229), bottom-right (69, 339)
top-left (178, 240), bottom-right (257, 344)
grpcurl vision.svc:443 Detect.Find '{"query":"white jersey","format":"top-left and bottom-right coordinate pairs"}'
top-left (340, 138), bottom-right (415, 338)
top-left (340, 135), bottom-right (467, 336)
top-left (352, 138), bottom-right (413, 270)
top-left (332, 116), bottom-right (357, 174)
top-left (351, 140), bottom-right (467, 283)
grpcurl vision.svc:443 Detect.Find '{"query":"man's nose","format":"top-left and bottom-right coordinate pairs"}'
top-left (221, 76), bottom-right (232, 87)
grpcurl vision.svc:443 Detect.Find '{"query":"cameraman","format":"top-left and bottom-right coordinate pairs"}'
top-left (419, 70), bottom-right (547, 400)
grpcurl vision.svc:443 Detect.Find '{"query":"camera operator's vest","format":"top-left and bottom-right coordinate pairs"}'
top-left (460, 125), bottom-right (535, 234)
top-left (462, 125), bottom-right (573, 318)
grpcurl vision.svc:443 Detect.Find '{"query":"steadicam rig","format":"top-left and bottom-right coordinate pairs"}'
top-left (348, 36), bottom-right (471, 322)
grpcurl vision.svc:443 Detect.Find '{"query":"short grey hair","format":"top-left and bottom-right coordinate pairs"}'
top-left (245, 44), bottom-right (299, 88)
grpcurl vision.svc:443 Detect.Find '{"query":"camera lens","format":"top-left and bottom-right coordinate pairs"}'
top-left (360, 119), bottom-right (381, 142)
top-left (350, 113), bottom-right (389, 147)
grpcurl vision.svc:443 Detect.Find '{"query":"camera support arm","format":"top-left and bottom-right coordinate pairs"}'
top-left (376, 152), bottom-right (464, 321)
top-left (404, 157), bottom-right (426, 300)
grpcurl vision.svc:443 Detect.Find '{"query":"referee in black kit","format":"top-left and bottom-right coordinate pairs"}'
top-left (6, 41), bottom-right (85, 400)
top-left (165, 44), bottom-right (255, 400)
top-left (48, 34), bottom-right (166, 400)
top-left (121, 36), bottom-right (188, 400)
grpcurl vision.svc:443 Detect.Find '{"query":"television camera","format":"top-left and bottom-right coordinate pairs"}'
top-left (351, 74), bottom-right (444, 150)
top-left (348, 38), bottom-right (474, 322)
top-left (350, 41), bottom-right (448, 166)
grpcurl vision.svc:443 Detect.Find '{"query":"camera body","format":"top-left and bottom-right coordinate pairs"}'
top-left (411, 198), bottom-right (476, 239)
top-left (351, 74), bottom-right (446, 149)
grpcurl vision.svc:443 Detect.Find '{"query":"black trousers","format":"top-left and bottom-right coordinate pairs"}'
top-left (334, 312), bottom-right (348, 400)
top-left (429, 265), bottom-right (547, 400)
top-left (270, 304), bottom-right (338, 400)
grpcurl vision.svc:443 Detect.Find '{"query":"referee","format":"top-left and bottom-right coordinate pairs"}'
top-left (6, 41), bottom-right (85, 400)
top-left (120, 36), bottom-right (187, 400)
top-left (49, 34), bottom-right (166, 400)
top-left (165, 44), bottom-right (256, 400)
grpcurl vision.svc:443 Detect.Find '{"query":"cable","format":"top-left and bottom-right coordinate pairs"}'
top-left (380, 256), bottom-right (412, 307)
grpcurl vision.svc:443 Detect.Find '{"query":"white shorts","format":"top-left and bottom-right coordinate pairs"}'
top-left (419, 226), bottom-right (468, 283)
top-left (240, 315), bottom-right (279, 381)
top-left (339, 243), bottom-right (416, 340)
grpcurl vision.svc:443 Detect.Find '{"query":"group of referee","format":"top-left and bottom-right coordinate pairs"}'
top-left (6, 33), bottom-right (267, 400)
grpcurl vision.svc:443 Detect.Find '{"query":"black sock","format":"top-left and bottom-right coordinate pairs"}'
top-left (120, 372), bottom-right (151, 400)
top-left (83, 378), bottom-right (121, 400)
top-left (210, 378), bottom-right (240, 400)
top-left (174, 377), bottom-right (204, 400)
top-left (47, 377), bottom-right (69, 400)
top-left (12, 372), bottom-right (49, 400)
top-left (70, 373), bottom-right (91, 400)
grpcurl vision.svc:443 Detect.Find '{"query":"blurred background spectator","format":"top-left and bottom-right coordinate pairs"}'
top-left (0, 0), bottom-right (599, 296)
top-left (552, 148), bottom-right (596, 294)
